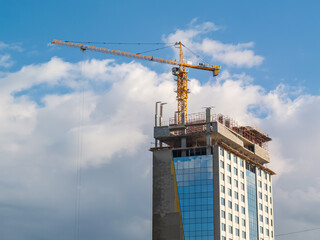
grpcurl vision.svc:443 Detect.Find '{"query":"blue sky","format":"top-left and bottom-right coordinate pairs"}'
top-left (1, 1), bottom-right (320, 240)
top-left (2, 0), bottom-right (320, 93)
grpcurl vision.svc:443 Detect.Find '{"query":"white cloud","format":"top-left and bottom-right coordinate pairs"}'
top-left (163, 21), bottom-right (263, 68)
top-left (163, 20), bottom-right (220, 45)
top-left (0, 42), bottom-right (23, 68)
top-left (198, 39), bottom-right (264, 67)
top-left (0, 58), bottom-right (175, 169)
top-left (0, 41), bottom-right (23, 52)
top-left (0, 55), bottom-right (319, 240)
top-left (1, 57), bottom-right (72, 93)
top-left (0, 54), bottom-right (14, 68)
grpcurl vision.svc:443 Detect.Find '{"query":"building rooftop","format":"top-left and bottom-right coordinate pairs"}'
top-left (154, 111), bottom-right (273, 168)
top-left (169, 112), bottom-right (271, 149)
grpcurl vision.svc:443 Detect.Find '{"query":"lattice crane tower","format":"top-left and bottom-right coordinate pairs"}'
top-left (52, 39), bottom-right (220, 124)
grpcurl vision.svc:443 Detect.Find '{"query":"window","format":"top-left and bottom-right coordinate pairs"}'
top-left (227, 164), bottom-right (231, 172)
top-left (222, 237), bottom-right (226, 240)
top-left (173, 154), bottom-right (214, 238)
top-left (222, 223), bottom-right (226, 231)
top-left (227, 152), bottom-right (231, 160)
top-left (236, 228), bottom-right (240, 236)
top-left (259, 192), bottom-right (262, 199)
top-left (259, 180), bottom-right (262, 188)
top-left (265, 172), bottom-right (268, 180)
top-left (271, 208), bottom-right (273, 215)
top-left (240, 159), bottom-right (244, 167)
top-left (234, 179), bottom-right (238, 188)
top-left (220, 160), bottom-right (224, 169)
top-left (220, 148), bottom-right (224, 156)
top-left (259, 203), bottom-right (263, 211)
top-left (221, 210), bottom-right (225, 219)
top-left (269, 186), bottom-right (272, 193)
top-left (228, 188), bottom-right (232, 197)
top-left (234, 167), bottom-right (238, 175)
top-left (269, 174), bottom-right (271, 182)
top-left (242, 231), bottom-right (246, 239)
top-left (228, 213), bottom-right (233, 221)
top-left (240, 171), bottom-right (244, 179)
top-left (259, 214), bottom-right (263, 222)
top-left (266, 228), bottom-right (269, 236)
top-left (270, 197), bottom-right (272, 204)
top-left (265, 206), bottom-right (269, 214)
top-left (229, 226), bottom-right (233, 234)
top-left (264, 183), bottom-right (268, 191)
top-left (235, 216), bottom-right (239, 224)
top-left (235, 203), bottom-right (239, 211)
top-left (265, 217), bottom-right (269, 224)
top-left (241, 183), bottom-right (245, 190)
top-left (233, 155), bottom-right (237, 164)
top-left (241, 194), bottom-right (245, 203)
top-left (227, 176), bottom-right (232, 184)
top-left (241, 206), bottom-right (245, 214)
top-left (221, 185), bottom-right (225, 193)
top-left (241, 218), bottom-right (246, 226)
top-left (260, 226), bottom-right (264, 234)
top-left (234, 191), bottom-right (239, 199)
top-left (221, 172), bottom-right (225, 181)
top-left (228, 201), bottom-right (232, 209)
top-left (221, 197), bottom-right (225, 206)
top-left (258, 169), bottom-right (261, 176)
top-left (265, 194), bottom-right (268, 202)
top-left (271, 219), bottom-right (273, 226)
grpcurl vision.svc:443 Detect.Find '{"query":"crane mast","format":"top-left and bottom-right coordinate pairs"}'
top-left (176, 42), bottom-right (188, 124)
top-left (52, 39), bottom-right (220, 124)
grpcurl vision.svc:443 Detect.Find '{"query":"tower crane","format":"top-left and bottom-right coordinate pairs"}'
top-left (51, 39), bottom-right (220, 124)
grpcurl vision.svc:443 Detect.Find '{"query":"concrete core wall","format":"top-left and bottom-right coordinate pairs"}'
top-left (153, 149), bottom-right (184, 240)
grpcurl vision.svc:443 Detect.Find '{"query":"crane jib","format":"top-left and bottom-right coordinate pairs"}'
top-left (52, 39), bottom-right (218, 72)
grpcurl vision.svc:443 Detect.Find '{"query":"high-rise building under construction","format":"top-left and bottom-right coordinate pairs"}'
top-left (50, 37), bottom-right (274, 240)
top-left (151, 107), bottom-right (275, 240)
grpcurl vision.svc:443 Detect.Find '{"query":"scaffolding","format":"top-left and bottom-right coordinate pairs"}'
top-left (169, 112), bottom-right (271, 149)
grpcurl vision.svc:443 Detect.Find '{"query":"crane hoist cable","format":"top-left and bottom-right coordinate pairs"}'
top-left (51, 39), bottom-right (220, 124)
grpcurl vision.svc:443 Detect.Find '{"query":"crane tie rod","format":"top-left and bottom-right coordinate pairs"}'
top-left (65, 41), bottom-right (175, 45)
top-left (136, 44), bottom-right (175, 55)
top-left (182, 43), bottom-right (211, 65)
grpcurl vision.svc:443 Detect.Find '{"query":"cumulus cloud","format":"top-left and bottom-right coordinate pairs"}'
top-left (0, 53), bottom-right (319, 240)
top-left (0, 57), bottom-right (170, 240)
top-left (198, 39), bottom-right (263, 67)
top-left (163, 21), bottom-right (263, 68)
top-left (0, 42), bottom-right (23, 68)
top-left (0, 57), bottom-right (175, 168)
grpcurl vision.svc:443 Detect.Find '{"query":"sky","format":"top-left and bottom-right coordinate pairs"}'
top-left (0, 0), bottom-right (320, 239)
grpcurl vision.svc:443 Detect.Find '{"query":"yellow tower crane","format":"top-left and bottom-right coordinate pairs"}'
top-left (52, 39), bottom-right (220, 124)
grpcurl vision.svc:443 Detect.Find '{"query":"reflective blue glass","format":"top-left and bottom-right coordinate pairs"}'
top-left (174, 155), bottom-right (214, 240)
top-left (246, 169), bottom-right (258, 240)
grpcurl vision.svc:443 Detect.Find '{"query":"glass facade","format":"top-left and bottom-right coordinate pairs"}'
top-left (246, 167), bottom-right (258, 240)
top-left (173, 155), bottom-right (214, 240)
